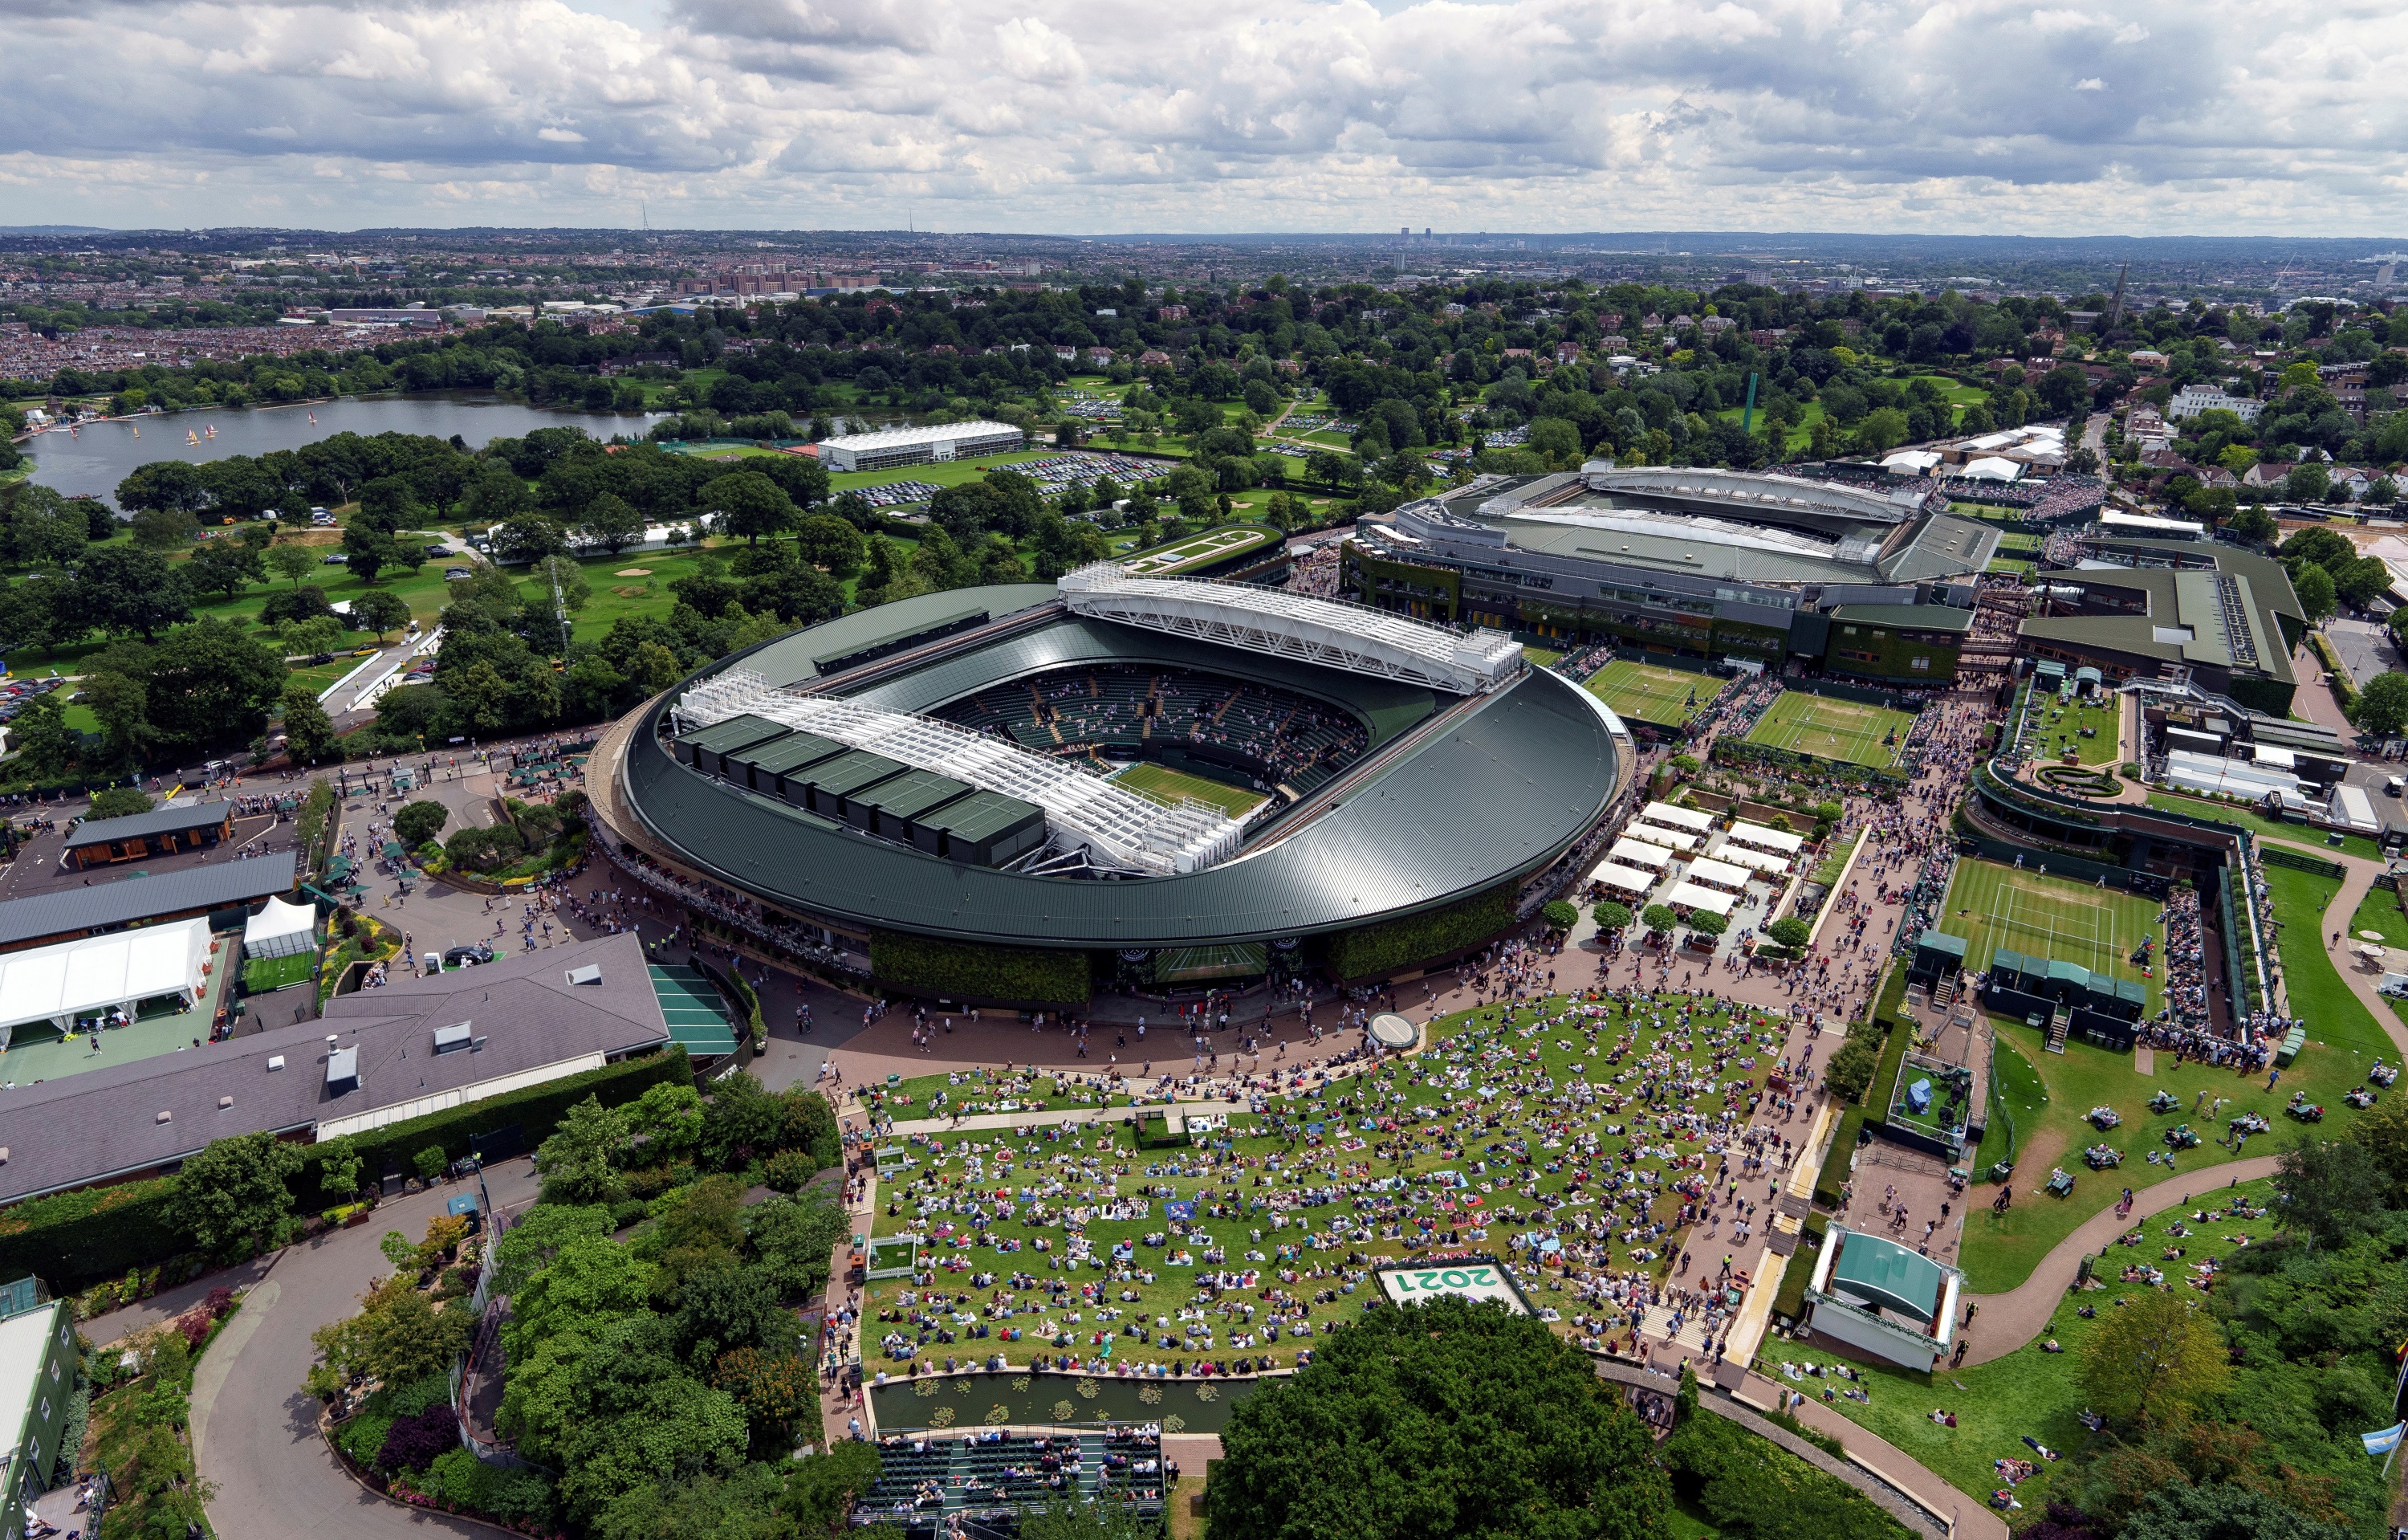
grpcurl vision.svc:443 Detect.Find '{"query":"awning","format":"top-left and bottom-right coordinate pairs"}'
top-left (1641, 801), bottom-right (1714, 832)
top-left (242, 894), bottom-right (317, 959)
top-left (1666, 882), bottom-right (1735, 916)
top-left (1608, 838), bottom-right (1673, 870)
top-left (1710, 844), bottom-right (1789, 876)
top-left (1595, 863), bottom-right (1658, 894)
top-left (1686, 857), bottom-right (1752, 891)
top-left (1725, 821), bottom-right (1804, 854)
top-left (1623, 822), bottom-right (1697, 853)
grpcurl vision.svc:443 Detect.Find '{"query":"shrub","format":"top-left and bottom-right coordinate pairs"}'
top-left (1592, 901), bottom-right (1632, 933)
top-left (1767, 917), bottom-right (1811, 949)
top-left (413, 1145), bottom-right (448, 1183)
top-left (376, 1403), bottom-right (460, 1473)
top-left (1540, 899), bottom-right (1578, 932)
top-left (87, 786), bottom-right (155, 820)
top-left (1641, 903), bottom-right (1678, 934)
top-left (1322, 884), bottom-right (1516, 982)
top-left (0, 1179), bottom-right (185, 1295)
top-left (420, 1448), bottom-right (556, 1526)
top-left (763, 1149), bottom-right (815, 1193)
top-left (1688, 912), bottom-right (1728, 939)
top-left (1824, 1032), bottom-right (1881, 1105)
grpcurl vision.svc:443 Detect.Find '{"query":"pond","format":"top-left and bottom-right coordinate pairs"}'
top-left (20, 394), bottom-right (664, 506)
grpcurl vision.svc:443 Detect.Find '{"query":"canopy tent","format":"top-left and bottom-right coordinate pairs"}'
top-left (1710, 843), bottom-right (1789, 876)
top-left (1594, 863), bottom-right (1658, 895)
top-left (1954, 456), bottom-right (2023, 483)
top-left (1624, 822), bottom-right (1698, 852)
top-left (1608, 837), bottom-right (1673, 870)
top-left (1641, 801), bottom-right (1714, 832)
top-left (0, 916), bottom-right (211, 1043)
top-left (1726, 821), bottom-right (1805, 854)
top-left (1828, 1231), bottom-right (1946, 1323)
top-left (1666, 882), bottom-right (1735, 916)
top-left (242, 895), bottom-right (317, 959)
top-left (1685, 856), bottom-right (1753, 891)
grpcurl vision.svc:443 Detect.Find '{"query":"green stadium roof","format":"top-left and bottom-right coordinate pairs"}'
top-left (1830, 1231), bottom-right (1946, 1322)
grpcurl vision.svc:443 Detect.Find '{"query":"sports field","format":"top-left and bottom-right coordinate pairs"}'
top-left (1937, 859), bottom-right (2162, 1011)
top-left (1112, 760), bottom-right (1266, 818)
top-left (1743, 690), bottom-right (1915, 769)
top-left (1121, 524), bottom-right (1275, 576)
top-left (1584, 658), bottom-right (1712, 727)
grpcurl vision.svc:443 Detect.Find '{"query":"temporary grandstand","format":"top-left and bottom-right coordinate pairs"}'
top-left (675, 670), bottom-right (1245, 877)
top-left (1057, 563), bottom-right (1523, 696)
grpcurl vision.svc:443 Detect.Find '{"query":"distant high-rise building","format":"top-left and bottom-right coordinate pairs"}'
top-left (1424, 228), bottom-right (1432, 238)
top-left (1401, 226), bottom-right (1411, 238)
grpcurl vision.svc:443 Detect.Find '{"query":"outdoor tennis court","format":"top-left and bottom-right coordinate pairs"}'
top-left (1112, 760), bottom-right (1266, 818)
top-left (1939, 860), bottom-right (2163, 1009)
top-left (1743, 690), bottom-right (1916, 769)
top-left (1584, 658), bottom-right (1713, 728)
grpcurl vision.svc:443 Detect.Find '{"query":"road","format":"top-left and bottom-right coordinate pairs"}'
top-left (191, 1159), bottom-right (542, 1540)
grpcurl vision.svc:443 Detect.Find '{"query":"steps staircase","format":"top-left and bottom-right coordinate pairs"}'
top-left (2045, 1004), bottom-right (2071, 1055)
top-left (1933, 972), bottom-right (1959, 1010)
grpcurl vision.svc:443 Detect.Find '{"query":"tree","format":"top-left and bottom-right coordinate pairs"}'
top-left (2119, 1481), bottom-right (2354, 1540)
top-left (266, 543), bottom-right (320, 589)
top-left (2349, 670), bottom-right (2408, 738)
top-left (74, 546), bottom-right (193, 641)
top-left (6, 691), bottom-right (75, 777)
top-left (1208, 1294), bottom-right (1669, 1540)
top-left (2077, 1289), bottom-right (2228, 1431)
top-left (165, 1129), bottom-right (308, 1253)
top-left (579, 493), bottom-right (646, 556)
top-left (493, 514), bottom-right (569, 567)
top-left (793, 514), bottom-right (864, 581)
top-left (1767, 917), bottom-right (1812, 949)
top-left (2286, 462), bottom-right (2332, 503)
top-left (2292, 563), bottom-right (2336, 624)
top-left (314, 1135), bottom-right (364, 1202)
top-left (350, 589), bottom-right (412, 642)
top-left (536, 1094), bottom-right (632, 1205)
top-left (130, 504), bottom-right (201, 551)
top-left (1688, 911), bottom-right (1728, 939)
top-left (394, 799), bottom-right (450, 850)
top-left (699, 472), bottom-right (798, 544)
top-left (84, 669), bottom-right (153, 765)
top-left (2273, 1135), bottom-right (2388, 1249)
top-left (87, 785), bottom-right (155, 820)
top-left (1641, 903), bottom-right (1678, 935)
top-left (279, 678), bottom-right (338, 764)
top-left (2038, 365), bottom-right (2093, 416)
top-left (1541, 899), bottom-right (1579, 931)
top-left (185, 537), bottom-right (263, 602)
top-left (144, 617), bottom-right (287, 751)
top-left (1592, 901), bottom-right (1632, 933)
top-left (2347, 1090), bottom-right (2408, 1200)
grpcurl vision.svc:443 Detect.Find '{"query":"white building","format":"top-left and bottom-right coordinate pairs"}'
top-left (818, 420), bottom-right (1027, 473)
top-left (2166, 385), bottom-right (2264, 424)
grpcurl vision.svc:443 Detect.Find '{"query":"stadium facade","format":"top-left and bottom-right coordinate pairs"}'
top-left (1344, 466), bottom-right (2000, 682)
top-left (598, 575), bottom-right (1633, 1007)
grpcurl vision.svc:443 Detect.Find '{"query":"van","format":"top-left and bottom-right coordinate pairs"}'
top-left (2387, 776), bottom-right (2404, 797)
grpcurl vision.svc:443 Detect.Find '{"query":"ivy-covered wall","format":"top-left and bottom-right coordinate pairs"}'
top-left (1323, 883), bottom-right (1519, 982)
top-left (870, 931), bottom-right (1092, 1006)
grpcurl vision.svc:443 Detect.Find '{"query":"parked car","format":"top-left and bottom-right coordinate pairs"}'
top-left (425, 544), bottom-right (451, 558)
top-left (445, 566), bottom-right (472, 581)
top-left (443, 943), bottom-right (496, 968)
top-left (323, 552), bottom-right (348, 564)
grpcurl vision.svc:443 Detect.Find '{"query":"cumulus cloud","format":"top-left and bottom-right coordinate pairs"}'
top-left (0, 0), bottom-right (2402, 231)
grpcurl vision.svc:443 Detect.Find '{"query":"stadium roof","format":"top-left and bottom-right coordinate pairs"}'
top-left (1830, 1230), bottom-right (1946, 1322)
top-left (0, 857), bottom-right (299, 950)
top-left (621, 597), bottom-right (1623, 949)
top-left (1830, 605), bottom-right (1976, 632)
top-left (1056, 564), bottom-right (1523, 695)
top-left (2020, 551), bottom-right (2298, 683)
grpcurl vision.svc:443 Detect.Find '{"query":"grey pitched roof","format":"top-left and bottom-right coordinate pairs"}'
top-left (0, 932), bottom-right (669, 1205)
top-left (61, 802), bottom-right (234, 852)
top-left (0, 856), bottom-right (300, 948)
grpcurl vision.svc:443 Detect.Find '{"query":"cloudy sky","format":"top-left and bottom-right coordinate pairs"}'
top-left (2, 0), bottom-right (2402, 234)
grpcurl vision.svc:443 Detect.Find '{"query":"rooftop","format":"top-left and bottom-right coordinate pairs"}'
top-left (60, 801), bottom-right (233, 852)
top-left (820, 419), bottom-right (1024, 451)
top-left (0, 856), bottom-right (300, 950)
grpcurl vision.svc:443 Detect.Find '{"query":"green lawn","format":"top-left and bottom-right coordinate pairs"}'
top-left (863, 990), bottom-right (1793, 1371)
top-left (1112, 761), bottom-right (1266, 818)
top-left (1585, 658), bottom-right (1715, 728)
top-left (1121, 524), bottom-right (1276, 577)
top-left (2023, 693), bottom-right (2121, 766)
top-left (1781, 1177), bottom-right (2284, 1514)
top-left (1743, 691), bottom-right (1915, 770)
top-left (1957, 862), bottom-right (2395, 1293)
top-left (2142, 793), bottom-right (2383, 861)
top-left (2349, 882), bottom-right (2408, 949)
top-left (242, 951), bottom-right (315, 992)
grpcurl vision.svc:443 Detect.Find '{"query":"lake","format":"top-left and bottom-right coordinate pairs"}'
top-left (20, 394), bottom-right (665, 506)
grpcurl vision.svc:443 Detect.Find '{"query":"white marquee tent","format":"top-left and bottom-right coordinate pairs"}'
top-left (1667, 882), bottom-right (1736, 916)
top-left (242, 895), bottom-right (316, 959)
top-left (1594, 863), bottom-right (1658, 894)
top-left (1641, 801), bottom-right (1714, 832)
top-left (1625, 822), bottom-right (1698, 852)
top-left (1711, 843), bottom-right (1790, 876)
top-left (1727, 821), bottom-right (1806, 855)
top-left (1608, 837), bottom-right (1673, 870)
top-left (0, 916), bottom-right (212, 1046)
top-left (1685, 856), bottom-right (1753, 891)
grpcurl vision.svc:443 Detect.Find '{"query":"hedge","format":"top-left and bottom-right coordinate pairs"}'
top-left (1770, 1212), bottom-right (1830, 1326)
top-left (295, 776), bottom-right (336, 878)
top-left (0, 1177), bottom-right (185, 1292)
top-left (2259, 844), bottom-right (2345, 878)
top-left (1812, 1108), bottom-right (1863, 1211)
top-left (869, 931), bottom-right (1091, 1007)
top-left (294, 1045), bottom-right (694, 1208)
top-left (1324, 883), bottom-right (1517, 983)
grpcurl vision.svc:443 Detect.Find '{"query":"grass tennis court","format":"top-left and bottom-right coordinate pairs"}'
top-left (1937, 859), bottom-right (2163, 1012)
top-left (1584, 658), bottom-right (1713, 727)
top-left (1112, 761), bottom-right (1267, 818)
top-left (1743, 690), bottom-right (1915, 769)
top-left (242, 952), bottom-right (315, 992)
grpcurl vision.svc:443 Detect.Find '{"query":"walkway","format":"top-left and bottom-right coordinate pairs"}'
top-left (1955, 1154), bottom-right (2280, 1367)
top-left (190, 1159), bottom-right (542, 1540)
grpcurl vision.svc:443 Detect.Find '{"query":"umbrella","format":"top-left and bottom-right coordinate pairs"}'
top-left (2360, 931), bottom-right (2387, 942)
